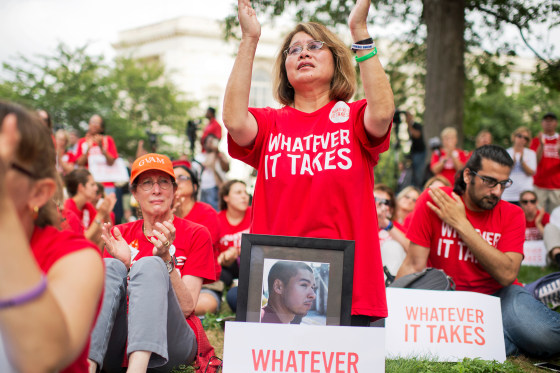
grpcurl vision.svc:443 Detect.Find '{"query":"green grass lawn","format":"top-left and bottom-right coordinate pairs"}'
top-left (176, 264), bottom-right (560, 372)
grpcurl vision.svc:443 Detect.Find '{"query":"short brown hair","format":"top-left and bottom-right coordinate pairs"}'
top-left (273, 22), bottom-right (356, 106)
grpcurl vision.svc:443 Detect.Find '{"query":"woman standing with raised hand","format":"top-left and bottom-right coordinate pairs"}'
top-left (223, 0), bottom-right (394, 325)
top-left (0, 101), bottom-right (104, 372)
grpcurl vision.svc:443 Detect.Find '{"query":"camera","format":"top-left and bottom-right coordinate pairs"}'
top-left (393, 109), bottom-right (405, 125)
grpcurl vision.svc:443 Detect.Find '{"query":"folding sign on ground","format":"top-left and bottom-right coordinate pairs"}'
top-left (522, 240), bottom-right (547, 267)
top-left (223, 322), bottom-right (385, 372)
top-left (385, 288), bottom-right (505, 362)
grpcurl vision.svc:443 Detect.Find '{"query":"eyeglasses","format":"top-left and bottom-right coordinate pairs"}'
top-left (11, 163), bottom-right (37, 179)
top-left (375, 197), bottom-right (391, 206)
top-left (284, 40), bottom-right (325, 56)
top-left (520, 199), bottom-right (537, 205)
top-left (515, 133), bottom-right (530, 142)
top-left (470, 170), bottom-right (513, 189)
top-left (138, 178), bottom-right (173, 191)
top-left (176, 175), bottom-right (191, 183)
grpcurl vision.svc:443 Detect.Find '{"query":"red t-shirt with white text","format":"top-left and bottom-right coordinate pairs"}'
top-left (103, 218), bottom-right (215, 283)
top-left (407, 187), bottom-right (525, 294)
top-left (217, 207), bottom-right (252, 255)
top-left (430, 149), bottom-right (468, 186)
top-left (525, 210), bottom-right (550, 241)
top-left (31, 226), bottom-right (101, 373)
top-left (228, 100), bottom-right (391, 318)
top-left (184, 201), bottom-right (222, 280)
top-left (530, 134), bottom-right (560, 189)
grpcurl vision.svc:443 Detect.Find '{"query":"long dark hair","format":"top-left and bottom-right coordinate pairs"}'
top-left (453, 145), bottom-right (513, 195)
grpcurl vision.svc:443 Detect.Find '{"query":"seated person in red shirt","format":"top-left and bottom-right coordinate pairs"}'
top-left (88, 153), bottom-right (215, 373)
top-left (63, 168), bottom-right (116, 248)
top-left (519, 190), bottom-right (549, 241)
top-left (217, 180), bottom-right (252, 312)
top-left (397, 145), bottom-right (560, 358)
top-left (172, 160), bottom-right (222, 316)
top-left (430, 127), bottom-right (467, 186)
top-left (0, 101), bottom-right (103, 373)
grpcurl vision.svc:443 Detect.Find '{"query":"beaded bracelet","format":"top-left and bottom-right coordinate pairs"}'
top-left (355, 47), bottom-right (378, 63)
top-left (0, 275), bottom-right (48, 309)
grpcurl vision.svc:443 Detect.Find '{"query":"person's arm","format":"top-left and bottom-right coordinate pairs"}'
top-left (519, 157), bottom-right (535, 176)
top-left (0, 115), bottom-right (104, 372)
top-left (449, 150), bottom-right (465, 171)
top-left (388, 225), bottom-right (410, 252)
top-left (395, 242), bottom-right (430, 279)
top-left (217, 151), bottom-right (230, 172)
top-left (349, 0), bottom-right (394, 139)
top-left (98, 135), bottom-right (116, 166)
top-left (427, 187), bottom-right (523, 286)
top-left (535, 135), bottom-right (544, 163)
top-left (222, 0), bottom-right (260, 147)
top-left (430, 152), bottom-right (445, 174)
top-left (535, 208), bottom-right (546, 236)
top-left (85, 195), bottom-right (117, 247)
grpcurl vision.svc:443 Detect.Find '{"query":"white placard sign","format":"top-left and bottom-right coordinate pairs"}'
top-left (522, 240), bottom-right (547, 266)
top-left (385, 288), bottom-right (505, 362)
top-left (223, 322), bottom-right (385, 372)
top-left (88, 154), bottom-right (129, 183)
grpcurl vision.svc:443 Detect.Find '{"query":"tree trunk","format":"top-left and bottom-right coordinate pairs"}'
top-left (423, 0), bottom-right (466, 147)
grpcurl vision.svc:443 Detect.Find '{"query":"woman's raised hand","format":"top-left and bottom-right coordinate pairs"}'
top-left (348, 0), bottom-right (371, 38)
top-left (101, 223), bottom-right (132, 267)
top-left (238, 0), bottom-right (261, 39)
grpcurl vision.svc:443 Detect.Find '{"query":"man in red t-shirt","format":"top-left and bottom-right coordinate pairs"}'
top-left (530, 112), bottom-right (560, 213)
top-left (397, 145), bottom-right (560, 358)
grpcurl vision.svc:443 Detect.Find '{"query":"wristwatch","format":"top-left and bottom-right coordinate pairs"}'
top-left (165, 255), bottom-right (177, 273)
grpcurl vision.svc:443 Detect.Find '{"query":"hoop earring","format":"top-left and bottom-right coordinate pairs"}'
top-left (32, 206), bottom-right (39, 220)
top-left (287, 82), bottom-right (293, 89)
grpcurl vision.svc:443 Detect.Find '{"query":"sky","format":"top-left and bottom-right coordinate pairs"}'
top-left (0, 0), bottom-right (238, 65)
top-left (1, 0), bottom-right (558, 68)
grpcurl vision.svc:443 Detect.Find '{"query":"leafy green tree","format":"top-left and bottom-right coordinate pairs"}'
top-left (0, 43), bottom-right (195, 158)
top-left (224, 0), bottom-right (559, 144)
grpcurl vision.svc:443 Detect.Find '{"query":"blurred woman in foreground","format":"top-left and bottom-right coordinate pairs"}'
top-left (0, 101), bottom-right (104, 372)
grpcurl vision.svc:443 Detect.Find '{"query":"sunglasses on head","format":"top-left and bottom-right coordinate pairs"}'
top-left (520, 199), bottom-right (537, 205)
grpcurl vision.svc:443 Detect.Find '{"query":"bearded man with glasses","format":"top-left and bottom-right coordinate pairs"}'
top-left (397, 145), bottom-right (560, 358)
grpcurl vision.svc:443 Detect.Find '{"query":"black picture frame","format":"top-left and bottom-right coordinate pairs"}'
top-left (236, 234), bottom-right (355, 326)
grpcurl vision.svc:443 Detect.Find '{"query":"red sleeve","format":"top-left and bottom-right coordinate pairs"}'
top-left (430, 151), bottom-right (441, 168)
top-left (105, 136), bottom-right (118, 158)
top-left (407, 187), bottom-right (442, 248)
top-left (349, 100), bottom-right (392, 166)
top-left (496, 203), bottom-right (526, 256)
top-left (543, 213), bottom-right (550, 226)
top-left (180, 224), bottom-right (216, 283)
top-left (75, 138), bottom-right (86, 158)
top-left (227, 107), bottom-right (274, 169)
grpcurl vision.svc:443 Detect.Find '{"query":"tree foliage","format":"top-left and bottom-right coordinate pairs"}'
top-left (224, 0), bottom-right (559, 144)
top-left (0, 43), bottom-right (195, 159)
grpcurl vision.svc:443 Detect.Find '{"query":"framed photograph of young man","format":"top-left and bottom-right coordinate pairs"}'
top-left (236, 234), bottom-right (354, 326)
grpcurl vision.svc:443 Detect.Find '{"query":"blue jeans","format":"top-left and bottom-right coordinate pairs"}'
top-left (494, 285), bottom-right (560, 358)
top-left (89, 257), bottom-right (197, 372)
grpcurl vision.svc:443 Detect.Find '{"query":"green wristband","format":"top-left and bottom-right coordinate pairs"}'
top-left (355, 47), bottom-right (378, 63)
